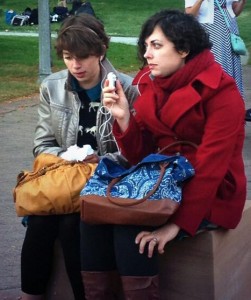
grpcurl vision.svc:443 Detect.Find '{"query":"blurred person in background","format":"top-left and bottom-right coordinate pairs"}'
top-left (185, 0), bottom-right (250, 121)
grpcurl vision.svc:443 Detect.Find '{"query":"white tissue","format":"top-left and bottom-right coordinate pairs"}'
top-left (61, 144), bottom-right (94, 161)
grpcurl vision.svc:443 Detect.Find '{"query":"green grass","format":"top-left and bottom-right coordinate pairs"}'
top-left (0, 1), bottom-right (183, 36)
top-left (0, 0), bottom-right (250, 40)
top-left (0, 0), bottom-right (250, 102)
top-left (0, 36), bottom-right (139, 102)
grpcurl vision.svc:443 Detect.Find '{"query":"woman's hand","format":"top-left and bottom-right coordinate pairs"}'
top-left (103, 79), bottom-right (130, 132)
top-left (135, 223), bottom-right (181, 258)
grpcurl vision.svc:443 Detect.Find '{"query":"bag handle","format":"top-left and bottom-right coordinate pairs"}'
top-left (16, 160), bottom-right (85, 186)
top-left (106, 140), bottom-right (197, 207)
top-left (214, 0), bottom-right (231, 30)
top-left (106, 162), bottom-right (169, 207)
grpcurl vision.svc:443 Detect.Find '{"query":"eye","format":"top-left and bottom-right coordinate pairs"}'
top-left (63, 52), bottom-right (73, 60)
top-left (65, 55), bottom-right (73, 60)
top-left (152, 42), bottom-right (161, 49)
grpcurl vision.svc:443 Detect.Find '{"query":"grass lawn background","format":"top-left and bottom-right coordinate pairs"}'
top-left (0, 0), bottom-right (250, 102)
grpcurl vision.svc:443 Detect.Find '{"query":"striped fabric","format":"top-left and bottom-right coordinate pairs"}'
top-left (202, 0), bottom-right (244, 99)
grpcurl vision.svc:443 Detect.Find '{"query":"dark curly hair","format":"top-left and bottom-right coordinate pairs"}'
top-left (55, 13), bottom-right (110, 59)
top-left (138, 9), bottom-right (212, 67)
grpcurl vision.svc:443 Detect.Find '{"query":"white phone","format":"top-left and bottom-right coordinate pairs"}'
top-left (107, 72), bottom-right (117, 89)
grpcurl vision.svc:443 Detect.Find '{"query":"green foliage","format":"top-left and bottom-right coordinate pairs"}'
top-left (1, 0), bottom-right (250, 41)
top-left (0, 36), bottom-right (139, 102)
top-left (0, 36), bottom-right (39, 101)
top-left (93, 0), bottom-right (183, 36)
top-left (0, 0), bottom-right (250, 101)
top-left (106, 43), bottom-right (139, 73)
top-left (0, 0), bottom-right (184, 35)
top-left (237, 9), bottom-right (251, 48)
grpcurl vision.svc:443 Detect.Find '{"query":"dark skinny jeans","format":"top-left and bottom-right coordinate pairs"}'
top-left (80, 220), bottom-right (218, 275)
top-left (80, 222), bottom-right (158, 276)
top-left (21, 214), bottom-right (85, 299)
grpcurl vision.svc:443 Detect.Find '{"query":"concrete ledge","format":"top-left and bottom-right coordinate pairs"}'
top-left (159, 200), bottom-right (251, 300)
top-left (46, 201), bottom-right (251, 299)
top-left (45, 239), bottom-right (74, 300)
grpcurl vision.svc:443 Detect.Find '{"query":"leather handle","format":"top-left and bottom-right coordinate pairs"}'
top-left (16, 160), bottom-right (84, 186)
top-left (106, 162), bottom-right (169, 207)
top-left (106, 140), bottom-right (197, 207)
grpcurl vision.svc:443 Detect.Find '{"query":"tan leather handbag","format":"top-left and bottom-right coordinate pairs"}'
top-left (13, 153), bottom-right (97, 216)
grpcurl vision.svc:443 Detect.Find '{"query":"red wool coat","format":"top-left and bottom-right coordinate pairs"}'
top-left (113, 62), bottom-right (246, 236)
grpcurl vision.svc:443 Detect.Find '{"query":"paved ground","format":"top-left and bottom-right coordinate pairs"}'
top-left (0, 66), bottom-right (250, 300)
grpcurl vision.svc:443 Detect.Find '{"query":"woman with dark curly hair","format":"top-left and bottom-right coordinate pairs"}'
top-left (82, 10), bottom-right (246, 299)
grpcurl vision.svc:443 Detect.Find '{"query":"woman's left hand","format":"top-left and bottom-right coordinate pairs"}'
top-left (135, 223), bottom-right (181, 258)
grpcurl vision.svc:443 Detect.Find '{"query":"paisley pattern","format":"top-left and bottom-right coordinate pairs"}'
top-left (81, 154), bottom-right (195, 203)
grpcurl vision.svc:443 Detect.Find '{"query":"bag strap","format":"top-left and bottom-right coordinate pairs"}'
top-left (214, 0), bottom-right (231, 30)
top-left (16, 160), bottom-right (84, 186)
top-left (106, 162), bottom-right (169, 207)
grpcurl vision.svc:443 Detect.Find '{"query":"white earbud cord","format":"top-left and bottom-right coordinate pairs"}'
top-left (98, 104), bottom-right (121, 154)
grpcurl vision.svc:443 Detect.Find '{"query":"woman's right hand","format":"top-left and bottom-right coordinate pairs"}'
top-left (135, 223), bottom-right (180, 258)
top-left (103, 79), bottom-right (131, 132)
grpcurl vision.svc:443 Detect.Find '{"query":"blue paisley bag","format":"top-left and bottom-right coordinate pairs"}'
top-left (80, 143), bottom-right (196, 226)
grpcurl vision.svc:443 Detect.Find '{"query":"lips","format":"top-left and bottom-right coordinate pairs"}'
top-left (148, 64), bottom-right (156, 70)
top-left (74, 72), bottom-right (86, 78)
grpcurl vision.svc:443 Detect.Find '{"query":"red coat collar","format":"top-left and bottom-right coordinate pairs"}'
top-left (132, 62), bottom-right (224, 130)
top-left (133, 62), bottom-right (223, 92)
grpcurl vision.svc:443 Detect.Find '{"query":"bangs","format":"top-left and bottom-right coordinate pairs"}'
top-left (56, 26), bottom-right (105, 58)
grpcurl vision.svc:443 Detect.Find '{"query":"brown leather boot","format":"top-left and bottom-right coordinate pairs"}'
top-left (81, 270), bottom-right (122, 300)
top-left (121, 275), bottom-right (159, 300)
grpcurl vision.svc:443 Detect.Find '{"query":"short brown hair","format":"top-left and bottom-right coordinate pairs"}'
top-left (55, 14), bottom-right (110, 59)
